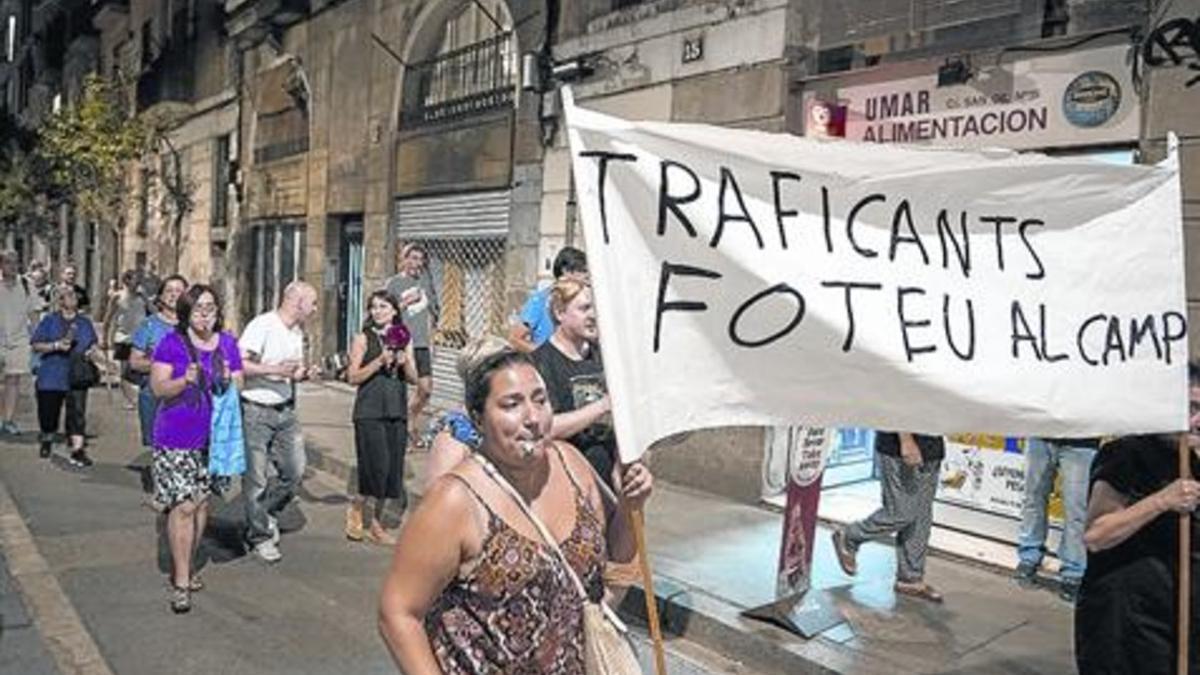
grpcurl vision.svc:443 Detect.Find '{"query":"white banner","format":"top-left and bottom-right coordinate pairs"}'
top-left (563, 92), bottom-right (1187, 462)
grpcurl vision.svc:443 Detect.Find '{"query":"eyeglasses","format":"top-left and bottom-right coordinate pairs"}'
top-left (194, 303), bottom-right (218, 316)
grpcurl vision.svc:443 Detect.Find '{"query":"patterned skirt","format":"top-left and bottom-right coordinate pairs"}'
top-left (152, 449), bottom-right (223, 511)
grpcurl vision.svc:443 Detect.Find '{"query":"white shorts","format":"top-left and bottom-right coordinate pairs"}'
top-left (1, 342), bottom-right (31, 376)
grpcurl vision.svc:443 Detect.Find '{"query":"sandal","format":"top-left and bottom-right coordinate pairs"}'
top-left (188, 576), bottom-right (204, 592)
top-left (364, 526), bottom-right (397, 547)
top-left (831, 530), bottom-right (858, 576)
top-left (170, 586), bottom-right (191, 614)
top-left (894, 580), bottom-right (944, 604)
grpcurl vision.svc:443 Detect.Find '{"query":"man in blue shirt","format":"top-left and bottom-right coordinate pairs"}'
top-left (508, 247), bottom-right (587, 352)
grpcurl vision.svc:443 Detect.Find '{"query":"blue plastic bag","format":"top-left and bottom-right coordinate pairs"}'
top-left (208, 383), bottom-right (246, 476)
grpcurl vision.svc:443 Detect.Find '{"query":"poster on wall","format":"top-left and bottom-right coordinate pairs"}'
top-left (938, 435), bottom-right (1026, 518)
top-left (937, 435), bottom-right (1062, 524)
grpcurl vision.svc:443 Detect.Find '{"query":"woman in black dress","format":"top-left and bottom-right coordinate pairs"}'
top-left (344, 290), bottom-right (418, 545)
top-left (1076, 365), bottom-right (1200, 674)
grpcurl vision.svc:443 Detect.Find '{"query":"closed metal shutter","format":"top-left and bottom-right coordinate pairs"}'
top-left (395, 190), bottom-right (511, 415)
top-left (394, 190), bottom-right (511, 239)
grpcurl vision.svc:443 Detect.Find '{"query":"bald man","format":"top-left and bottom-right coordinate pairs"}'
top-left (239, 281), bottom-right (320, 564)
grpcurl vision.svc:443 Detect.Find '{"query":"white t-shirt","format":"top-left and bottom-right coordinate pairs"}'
top-left (0, 279), bottom-right (38, 348)
top-left (239, 311), bottom-right (304, 405)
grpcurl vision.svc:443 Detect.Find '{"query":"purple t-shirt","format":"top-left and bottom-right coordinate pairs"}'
top-left (152, 331), bottom-right (243, 451)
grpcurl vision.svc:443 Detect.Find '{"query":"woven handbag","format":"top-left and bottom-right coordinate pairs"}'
top-left (475, 452), bottom-right (642, 675)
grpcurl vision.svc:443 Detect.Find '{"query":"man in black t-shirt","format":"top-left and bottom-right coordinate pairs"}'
top-left (832, 431), bottom-right (946, 603)
top-left (531, 338), bottom-right (614, 484)
top-left (529, 279), bottom-right (615, 486)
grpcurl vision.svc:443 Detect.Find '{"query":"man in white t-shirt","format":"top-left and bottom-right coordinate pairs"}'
top-left (0, 251), bottom-right (40, 435)
top-left (239, 281), bottom-right (320, 564)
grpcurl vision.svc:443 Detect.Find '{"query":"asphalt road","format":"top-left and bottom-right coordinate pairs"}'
top-left (0, 387), bottom-right (756, 674)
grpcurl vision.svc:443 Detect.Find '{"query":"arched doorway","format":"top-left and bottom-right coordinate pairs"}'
top-left (391, 0), bottom-right (519, 412)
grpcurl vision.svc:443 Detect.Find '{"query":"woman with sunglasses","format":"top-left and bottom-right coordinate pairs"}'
top-left (149, 285), bottom-right (243, 614)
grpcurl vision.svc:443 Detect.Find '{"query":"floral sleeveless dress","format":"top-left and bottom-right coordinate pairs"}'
top-left (426, 450), bottom-right (606, 674)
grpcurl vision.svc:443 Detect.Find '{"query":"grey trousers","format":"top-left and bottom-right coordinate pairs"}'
top-left (242, 403), bottom-right (306, 546)
top-left (844, 454), bottom-right (941, 583)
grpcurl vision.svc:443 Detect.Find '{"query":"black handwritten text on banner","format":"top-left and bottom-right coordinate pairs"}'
top-left (563, 95), bottom-right (1187, 461)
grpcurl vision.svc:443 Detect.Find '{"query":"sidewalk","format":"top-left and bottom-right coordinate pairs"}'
top-left (0, 550), bottom-right (59, 675)
top-left (297, 383), bottom-right (1076, 674)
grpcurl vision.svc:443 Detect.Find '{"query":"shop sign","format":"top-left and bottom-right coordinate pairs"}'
top-left (825, 44), bottom-right (1138, 150)
top-left (775, 426), bottom-right (832, 596)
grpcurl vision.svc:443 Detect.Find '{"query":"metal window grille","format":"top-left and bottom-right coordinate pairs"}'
top-left (403, 236), bottom-right (508, 410)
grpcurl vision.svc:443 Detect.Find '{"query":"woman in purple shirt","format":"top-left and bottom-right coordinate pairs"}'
top-left (150, 285), bottom-right (242, 614)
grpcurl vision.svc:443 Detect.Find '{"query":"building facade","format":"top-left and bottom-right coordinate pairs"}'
top-left (223, 0), bottom-right (548, 406)
top-left (92, 0), bottom-right (240, 307)
top-left (0, 0), bottom-right (111, 295)
top-left (6, 0), bottom-right (1196, 506)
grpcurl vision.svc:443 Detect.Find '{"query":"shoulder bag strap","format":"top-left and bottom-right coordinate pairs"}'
top-left (472, 454), bottom-right (590, 599)
top-left (551, 442), bottom-right (620, 512)
top-left (473, 452), bottom-right (630, 631)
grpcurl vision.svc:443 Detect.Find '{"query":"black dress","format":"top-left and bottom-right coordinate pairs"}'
top-left (1075, 434), bottom-right (1199, 675)
top-left (352, 330), bottom-right (408, 503)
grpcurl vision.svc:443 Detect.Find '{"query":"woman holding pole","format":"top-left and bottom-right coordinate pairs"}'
top-left (378, 348), bottom-right (652, 673)
top-left (1075, 363), bottom-right (1200, 674)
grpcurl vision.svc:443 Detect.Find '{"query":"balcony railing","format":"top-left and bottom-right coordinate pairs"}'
top-left (400, 32), bottom-right (516, 129)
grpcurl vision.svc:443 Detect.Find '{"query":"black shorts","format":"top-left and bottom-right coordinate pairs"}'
top-left (413, 347), bottom-right (432, 378)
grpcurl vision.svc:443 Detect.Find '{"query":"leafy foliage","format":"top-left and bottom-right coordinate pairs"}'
top-left (0, 74), bottom-right (196, 259)
top-left (0, 112), bottom-right (58, 240)
top-left (37, 74), bottom-right (149, 226)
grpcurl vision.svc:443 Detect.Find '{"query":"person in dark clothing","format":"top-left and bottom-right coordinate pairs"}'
top-left (1074, 365), bottom-right (1200, 675)
top-left (59, 263), bottom-right (90, 314)
top-left (832, 432), bottom-right (946, 603)
top-left (344, 290), bottom-right (418, 545)
top-left (30, 284), bottom-right (101, 466)
top-left (530, 279), bottom-right (615, 486)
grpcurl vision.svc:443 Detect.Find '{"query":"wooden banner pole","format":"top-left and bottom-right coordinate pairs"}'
top-left (1179, 434), bottom-right (1193, 675)
top-left (630, 508), bottom-right (667, 675)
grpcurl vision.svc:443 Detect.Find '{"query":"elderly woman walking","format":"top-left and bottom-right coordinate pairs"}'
top-left (30, 284), bottom-right (101, 466)
top-left (149, 285), bottom-right (243, 614)
top-left (344, 290), bottom-right (418, 545)
top-left (378, 349), bottom-right (653, 673)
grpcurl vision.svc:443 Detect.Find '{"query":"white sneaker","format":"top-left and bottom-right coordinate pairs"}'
top-left (267, 515), bottom-right (280, 545)
top-left (253, 540), bottom-right (282, 564)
